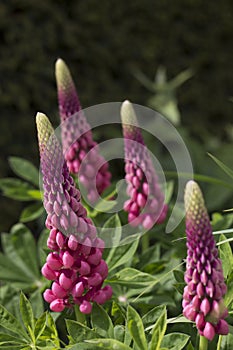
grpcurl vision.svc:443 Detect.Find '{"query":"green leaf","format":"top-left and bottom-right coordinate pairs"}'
top-left (212, 212), bottom-right (233, 231)
top-left (27, 189), bottom-right (43, 200)
top-left (173, 270), bottom-right (184, 283)
top-left (0, 178), bottom-right (37, 201)
top-left (37, 229), bottom-right (50, 267)
top-left (94, 199), bottom-right (118, 213)
top-left (91, 303), bottom-right (114, 338)
top-left (150, 306), bottom-right (167, 350)
top-left (66, 319), bottom-right (101, 344)
top-left (164, 171), bottom-right (233, 190)
top-left (219, 234), bottom-right (233, 279)
top-left (8, 156), bottom-right (39, 186)
top-left (111, 301), bottom-right (126, 325)
top-left (86, 338), bottom-right (132, 350)
top-left (34, 312), bottom-right (47, 341)
top-left (68, 343), bottom-right (100, 350)
top-left (20, 202), bottom-right (44, 223)
top-left (164, 180), bottom-right (174, 204)
top-left (0, 332), bottom-right (26, 346)
top-left (107, 239), bottom-right (139, 273)
top-left (127, 305), bottom-right (147, 350)
top-left (0, 346), bottom-right (26, 350)
top-left (109, 268), bottom-right (156, 288)
top-left (39, 312), bottom-right (59, 347)
top-left (186, 341), bottom-right (194, 350)
top-left (224, 270), bottom-right (233, 307)
top-left (102, 214), bottom-right (122, 250)
top-left (208, 153), bottom-right (233, 180)
top-left (114, 325), bottom-right (125, 343)
top-left (167, 316), bottom-right (192, 325)
top-left (19, 293), bottom-right (35, 333)
top-left (160, 333), bottom-right (190, 350)
top-left (217, 333), bottom-right (233, 349)
top-left (29, 290), bottom-right (44, 319)
top-left (2, 224), bottom-right (40, 279)
top-left (0, 304), bottom-right (29, 340)
top-left (136, 245), bottom-right (160, 270)
top-left (0, 253), bottom-right (34, 287)
top-left (142, 305), bottom-right (166, 329)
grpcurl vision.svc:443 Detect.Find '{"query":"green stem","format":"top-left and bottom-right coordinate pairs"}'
top-left (141, 233), bottom-right (149, 253)
top-left (74, 304), bottom-right (86, 324)
top-left (199, 336), bottom-right (208, 350)
top-left (217, 335), bottom-right (223, 350)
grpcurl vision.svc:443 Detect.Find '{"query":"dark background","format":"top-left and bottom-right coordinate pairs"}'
top-left (0, 0), bottom-right (233, 231)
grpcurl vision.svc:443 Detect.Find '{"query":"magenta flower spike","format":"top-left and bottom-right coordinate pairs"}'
top-left (55, 59), bottom-right (111, 203)
top-left (36, 112), bottom-right (112, 314)
top-left (121, 100), bottom-right (168, 229)
top-left (183, 180), bottom-right (228, 341)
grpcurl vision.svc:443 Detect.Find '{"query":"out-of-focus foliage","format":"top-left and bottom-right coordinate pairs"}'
top-left (0, 1), bottom-right (233, 230)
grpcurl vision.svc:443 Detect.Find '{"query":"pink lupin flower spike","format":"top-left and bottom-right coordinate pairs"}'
top-left (121, 100), bottom-right (168, 230)
top-left (183, 180), bottom-right (228, 341)
top-left (36, 112), bottom-right (112, 314)
top-left (55, 59), bottom-right (111, 203)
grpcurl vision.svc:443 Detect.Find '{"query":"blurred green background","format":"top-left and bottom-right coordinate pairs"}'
top-left (0, 0), bottom-right (233, 232)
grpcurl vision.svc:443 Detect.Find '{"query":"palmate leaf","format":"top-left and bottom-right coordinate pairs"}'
top-left (0, 304), bottom-right (29, 341)
top-left (0, 224), bottom-right (42, 291)
top-left (0, 332), bottom-right (26, 346)
top-left (2, 223), bottom-right (40, 279)
top-left (0, 253), bottom-right (35, 287)
top-left (0, 294), bottom-right (60, 349)
top-left (39, 312), bottom-right (59, 346)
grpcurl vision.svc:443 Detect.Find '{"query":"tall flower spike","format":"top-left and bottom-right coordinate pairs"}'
top-left (183, 180), bottom-right (228, 341)
top-left (55, 59), bottom-right (111, 203)
top-left (36, 113), bottom-right (112, 314)
top-left (121, 100), bottom-right (168, 229)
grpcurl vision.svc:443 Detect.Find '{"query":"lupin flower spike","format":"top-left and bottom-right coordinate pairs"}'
top-left (36, 112), bottom-right (112, 314)
top-left (55, 59), bottom-right (111, 203)
top-left (183, 180), bottom-right (228, 341)
top-left (121, 100), bottom-right (168, 229)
